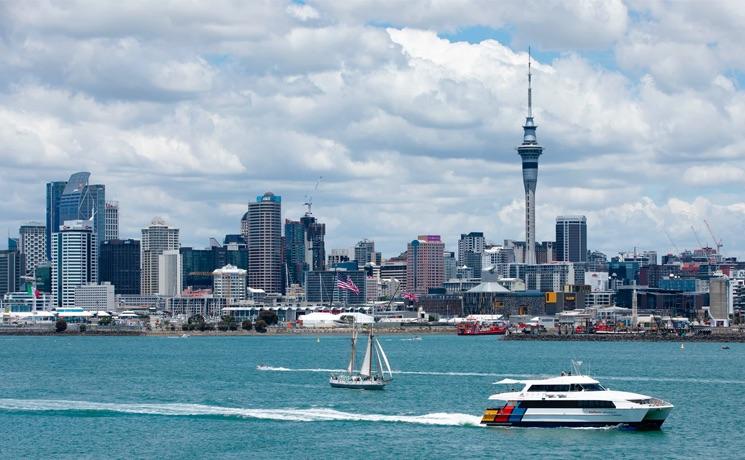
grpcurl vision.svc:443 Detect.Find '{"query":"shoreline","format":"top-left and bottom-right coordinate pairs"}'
top-left (503, 332), bottom-right (745, 343)
top-left (0, 325), bottom-right (456, 337)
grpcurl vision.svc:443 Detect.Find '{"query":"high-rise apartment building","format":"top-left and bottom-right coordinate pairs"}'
top-left (213, 264), bottom-right (247, 301)
top-left (354, 239), bottom-right (375, 265)
top-left (247, 192), bottom-right (283, 294)
top-left (140, 217), bottom-right (180, 295)
top-left (45, 180), bottom-right (67, 260)
top-left (406, 235), bottom-right (445, 296)
top-left (99, 239), bottom-right (141, 294)
top-left (105, 201), bottom-right (119, 240)
top-left (556, 216), bottom-right (587, 262)
top-left (58, 172), bottom-right (106, 247)
top-left (458, 232), bottom-right (485, 265)
top-left (51, 220), bottom-right (98, 307)
top-left (19, 222), bottom-right (46, 276)
top-left (517, 52), bottom-right (543, 265)
top-left (158, 249), bottom-right (182, 297)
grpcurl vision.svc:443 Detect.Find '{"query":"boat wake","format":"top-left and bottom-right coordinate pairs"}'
top-left (256, 366), bottom-right (745, 384)
top-left (0, 399), bottom-right (482, 427)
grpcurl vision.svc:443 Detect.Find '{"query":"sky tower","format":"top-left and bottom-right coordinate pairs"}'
top-left (517, 48), bottom-right (543, 265)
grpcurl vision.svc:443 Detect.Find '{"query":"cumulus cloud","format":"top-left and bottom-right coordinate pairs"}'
top-left (1, 1), bottom-right (744, 260)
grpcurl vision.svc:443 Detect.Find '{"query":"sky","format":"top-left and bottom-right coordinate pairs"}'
top-left (1, 0), bottom-right (744, 259)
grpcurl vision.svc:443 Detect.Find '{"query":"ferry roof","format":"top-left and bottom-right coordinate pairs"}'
top-left (495, 375), bottom-right (599, 385)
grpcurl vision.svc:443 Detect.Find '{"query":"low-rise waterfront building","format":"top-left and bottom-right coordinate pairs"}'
top-left (74, 282), bottom-right (116, 311)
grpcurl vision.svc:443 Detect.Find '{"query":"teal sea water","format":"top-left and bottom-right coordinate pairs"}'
top-left (0, 335), bottom-right (743, 459)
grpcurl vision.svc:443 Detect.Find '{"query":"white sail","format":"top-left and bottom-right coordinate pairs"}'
top-left (359, 334), bottom-right (373, 377)
top-left (346, 328), bottom-right (357, 374)
top-left (374, 338), bottom-right (393, 380)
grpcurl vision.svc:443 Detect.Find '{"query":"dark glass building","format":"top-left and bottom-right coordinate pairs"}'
top-left (556, 215), bottom-right (587, 262)
top-left (46, 180), bottom-right (67, 260)
top-left (181, 244), bottom-right (249, 290)
top-left (58, 172), bottom-right (106, 247)
top-left (99, 239), bottom-right (141, 295)
top-left (0, 250), bottom-right (24, 296)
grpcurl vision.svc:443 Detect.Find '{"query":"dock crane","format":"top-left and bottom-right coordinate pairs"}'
top-left (703, 219), bottom-right (723, 256)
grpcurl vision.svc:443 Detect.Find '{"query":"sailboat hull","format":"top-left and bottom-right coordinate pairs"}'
top-left (329, 379), bottom-right (387, 390)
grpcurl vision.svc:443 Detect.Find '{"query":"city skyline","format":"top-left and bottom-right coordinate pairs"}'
top-left (1, 2), bottom-right (744, 258)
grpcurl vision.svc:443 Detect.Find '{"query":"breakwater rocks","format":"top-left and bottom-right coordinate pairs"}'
top-left (503, 332), bottom-right (745, 343)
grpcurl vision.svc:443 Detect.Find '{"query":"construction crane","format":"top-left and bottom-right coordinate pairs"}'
top-left (703, 219), bottom-right (723, 255)
top-left (663, 229), bottom-right (680, 255)
top-left (690, 225), bottom-right (704, 250)
top-left (303, 176), bottom-right (323, 216)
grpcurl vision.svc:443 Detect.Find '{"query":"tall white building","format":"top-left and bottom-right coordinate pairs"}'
top-left (51, 220), bottom-right (97, 308)
top-left (105, 201), bottom-right (119, 240)
top-left (141, 217), bottom-right (179, 295)
top-left (213, 264), bottom-right (247, 301)
top-left (19, 222), bottom-right (46, 276)
top-left (75, 282), bottom-right (115, 310)
top-left (158, 249), bottom-right (182, 297)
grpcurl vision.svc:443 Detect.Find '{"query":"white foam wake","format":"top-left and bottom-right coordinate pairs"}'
top-left (0, 399), bottom-right (482, 427)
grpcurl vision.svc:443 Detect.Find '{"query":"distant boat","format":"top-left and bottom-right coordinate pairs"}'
top-left (721, 346), bottom-right (730, 350)
top-left (329, 323), bottom-right (393, 390)
top-left (680, 343), bottom-right (685, 350)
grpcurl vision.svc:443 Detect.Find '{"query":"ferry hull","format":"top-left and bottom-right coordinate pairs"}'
top-left (481, 407), bottom-right (671, 430)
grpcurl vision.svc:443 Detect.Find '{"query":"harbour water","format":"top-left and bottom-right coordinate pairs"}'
top-left (0, 335), bottom-right (742, 459)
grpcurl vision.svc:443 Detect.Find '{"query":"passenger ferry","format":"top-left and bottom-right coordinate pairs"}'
top-left (481, 362), bottom-right (673, 429)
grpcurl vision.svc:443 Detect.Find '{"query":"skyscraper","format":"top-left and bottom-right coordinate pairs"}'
top-left (158, 249), bottom-right (182, 297)
top-left (556, 216), bottom-right (587, 262)
top-left (58, 172), bottom-right (106, 247)
top-left (284, 219), bottom-right (305, 286)
top-left (240, 211), bottom-right (249, 244)
top-left (0, 249), bottom-right (24, 296)
top-left (517, 51), bottom-right (543, 265)
top-left (458, 232), bottom-right (485, 276)
top-left (248, 192), bottom-right (283, 294)
top-left (406, 235), bottom-right (445, 296)
top-left (19, 222), bottom-right (46, 276)
top-left (105, 201), bottom-right (119, 240)
top-left (140, 217), bottom-right (180, 295)
top-left (99, 239), bottom-right (141, 294)
top-left (285, 214), bottom-right (326, 286)
top-left (51, 220), bottom-right (97, 307)
top-left (45, 180), bottom-right (67, 260)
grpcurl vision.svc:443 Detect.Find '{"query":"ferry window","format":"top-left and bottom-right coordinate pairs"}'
top-left (580, 384), bottom-right (605, 391)
top-left (570, 384), bottom-right (583, 392)
top-left (527, 384), bottom-right (571, 392)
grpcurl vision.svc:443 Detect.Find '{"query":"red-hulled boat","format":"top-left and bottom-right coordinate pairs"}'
top-left (457, 322), bottom-right (508, 336)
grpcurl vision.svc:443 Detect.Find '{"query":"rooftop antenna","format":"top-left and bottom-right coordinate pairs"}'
top-left (528, 46), bottom-right (533, 118)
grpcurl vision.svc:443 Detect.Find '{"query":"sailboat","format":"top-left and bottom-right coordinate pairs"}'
top-left (329, 323), bottom-right (393, 390)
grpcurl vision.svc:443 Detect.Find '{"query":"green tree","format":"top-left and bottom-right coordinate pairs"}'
top-left (79, 323), bottom-right (87, 333)
top-left (241, 320), bottom-right (253, 331)
top-left (258, 310), bottom-right (278, 325)
top-left (55, 318), bottom-right (67, 333)
top-left (254, 319), bottom-right (268, 333)
top-left (98, 316), bottom-right (112, 326)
